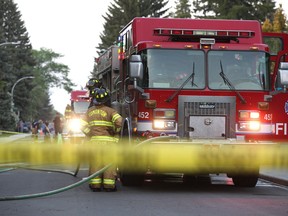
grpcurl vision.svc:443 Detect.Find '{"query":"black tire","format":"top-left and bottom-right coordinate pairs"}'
top-left (119, 123), bottom-right (145, 187)
top-left (183, 174), bottom-right (211, 186)
top-left (232, 175), bottom-right (259, 187)
top-left (120, 172), bottom-right (145, 186)
top-left (183, 174), bottom-right (198, 185)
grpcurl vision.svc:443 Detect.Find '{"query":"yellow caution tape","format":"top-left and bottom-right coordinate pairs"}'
top-left (0, 138), bottom-right (287, 173)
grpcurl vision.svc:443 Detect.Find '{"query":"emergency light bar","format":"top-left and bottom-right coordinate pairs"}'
top-left (153, 28), bottom-right (255, 38)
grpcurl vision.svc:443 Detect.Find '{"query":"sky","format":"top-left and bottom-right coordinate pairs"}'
top-left (13, 0), bottom-right (288, 114)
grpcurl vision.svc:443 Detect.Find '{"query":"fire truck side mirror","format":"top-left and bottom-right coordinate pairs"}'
top-left (129, 55), bottom-right (143, 80)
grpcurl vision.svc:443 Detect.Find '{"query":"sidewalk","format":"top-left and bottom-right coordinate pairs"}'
top-left (259, 167), bottom-right (288, 186)
top-left (0, 133), bottom-right (32, 143)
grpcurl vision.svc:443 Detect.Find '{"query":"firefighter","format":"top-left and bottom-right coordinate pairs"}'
top-left (80, 87), bottom-right (122, 192)
top-left (85, 78), bottom-right (103, 97)
top-left (64, 104), bottom-right (73, 120)
top-left (86, 78), bottom-right (105, 108)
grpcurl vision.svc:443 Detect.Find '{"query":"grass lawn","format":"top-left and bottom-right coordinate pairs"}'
top-left (0, 132), bottom-right (13, 138)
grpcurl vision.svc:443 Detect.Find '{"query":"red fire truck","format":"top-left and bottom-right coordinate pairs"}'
top-left (96, 18), bottom-right (288, 187)
top-left (62, 90), bottom-right (90, 141)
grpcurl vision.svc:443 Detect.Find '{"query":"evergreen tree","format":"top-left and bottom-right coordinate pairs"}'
top-left (138, 0), bottom-right (170, 17)
top-left (174, 0), bottom-right (191, 18)
top-left (98, 0), bottom-right (170, 52)
top-left (0, 0), bottom-right (35, 131)
top-left (193, 0), bottom-right (276, 22)
top-left (262, 4), bottom-right (287, 33)
top-left (0, 0), bottom-right (75, 130)
top-left (272, 4), bottom-right (287, 32)
top-left (262, 18), bottom-right (273, 32)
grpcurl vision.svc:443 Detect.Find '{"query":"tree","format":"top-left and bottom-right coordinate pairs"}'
top-left (174, 0), bottom-right (191, 18)
top-left (272, 4), bottom-right (287, 32)
top-left (0, 0), bottom-right (76, 131)
top-left (0, 0), bottom-right (35, 131)
top-left (32, 48), bottom-right (75, 92)
top-left (262, 4), bottom-right (287, 33)
top-left (30, 48), bottom-right (75, 120)
top-left (193, 0), bottom-right (276, 22)
top-left (262, 18), bottom-right (273, 32)
top-left (98, 0), bottom-right (170, 52)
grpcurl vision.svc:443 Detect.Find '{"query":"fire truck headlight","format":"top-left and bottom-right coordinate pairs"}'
top-left (153, 120), bottom-right (176, 130)
top-left (68, 118), bottom-right (82, 132)
top-left (249, 121), bottom-right (261, 130)
top-left (238, 121), bottom-right (260, 131)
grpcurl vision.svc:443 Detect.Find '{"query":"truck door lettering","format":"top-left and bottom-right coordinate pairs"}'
top-left (275, 123), bottom-right (287, 135)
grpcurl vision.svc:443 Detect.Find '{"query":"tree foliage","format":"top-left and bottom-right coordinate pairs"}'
top-left (32, 48), bottom-right (75, 92)
top-left (192, 0), bottom-right (276, 22)
top-left (262, 18), bottom-right (273, 32)
top-left (28, 48), bottom-right (76, 121)
top-left (0, 0), bottom-right (35, 130)
top-left (262, 4), bottom-right (287, 33)
top-left (98, 0), bottom-right (170, 51)
top-left (272, 4), bottom-right (287, 32)
top-left (0, 0), bottom-right (75, 130)
top-left (173, 0), bottom-right (191, 18)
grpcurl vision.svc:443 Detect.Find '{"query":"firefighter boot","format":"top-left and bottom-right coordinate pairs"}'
top-left (89, 178), bottom-right (102, 192)
top-left (103, 177), bottom-right (117, 192)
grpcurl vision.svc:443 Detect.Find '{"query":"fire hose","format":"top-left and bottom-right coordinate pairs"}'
top-left (0, 163), bottom-right (111, 201)
top-left (0, 135), bottom-right (171, 201)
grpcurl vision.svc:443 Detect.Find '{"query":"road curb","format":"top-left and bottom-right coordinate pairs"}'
top-left (259, 174), bottom-right (288, 186)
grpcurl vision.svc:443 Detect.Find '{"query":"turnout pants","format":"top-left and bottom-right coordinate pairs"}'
top-left (88, 140), bottom-right (117, 189)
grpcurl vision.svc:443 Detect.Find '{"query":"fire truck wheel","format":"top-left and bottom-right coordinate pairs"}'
top-left (183, 174), bottom-right (211, 186)
top-left (183, 174), bottom-right (198, 185)
top-left (232, 175), bottom-right (258, 187)
top-left (120, 172), bottom-right (145, 187)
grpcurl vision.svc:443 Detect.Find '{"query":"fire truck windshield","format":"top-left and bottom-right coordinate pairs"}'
top-left (208, 50), bottom-right (269, 91)
top-left (140, 49), bottom-right (205, 89)
top-left (139, 49), bottom-right (269, 91)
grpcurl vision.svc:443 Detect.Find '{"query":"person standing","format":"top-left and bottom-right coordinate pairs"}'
top-left (31, 119), bottom-right (40, 140)
top-left (53, 112), bottom-right (62, 141)
top-left (42, 121), bottom-right (51, 143)
top-left (81, 87), bottom-right (122, 192)
top-left (17, 119), bottom-right (24, 133)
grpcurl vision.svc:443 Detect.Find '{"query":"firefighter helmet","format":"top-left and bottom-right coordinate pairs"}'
top-left (86, 78), bottom-right (102, 90)
top-left (92, 88), bottom-right (110, 105)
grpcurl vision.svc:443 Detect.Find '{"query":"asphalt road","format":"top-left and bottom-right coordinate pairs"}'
top-left (0, 166), bottom-right (287, 216)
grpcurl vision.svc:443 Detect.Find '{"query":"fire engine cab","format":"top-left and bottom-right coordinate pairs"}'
top-left (96, 18), bottom-right (288, 187)
top-left (62, 90), bottom-right (90, 141)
